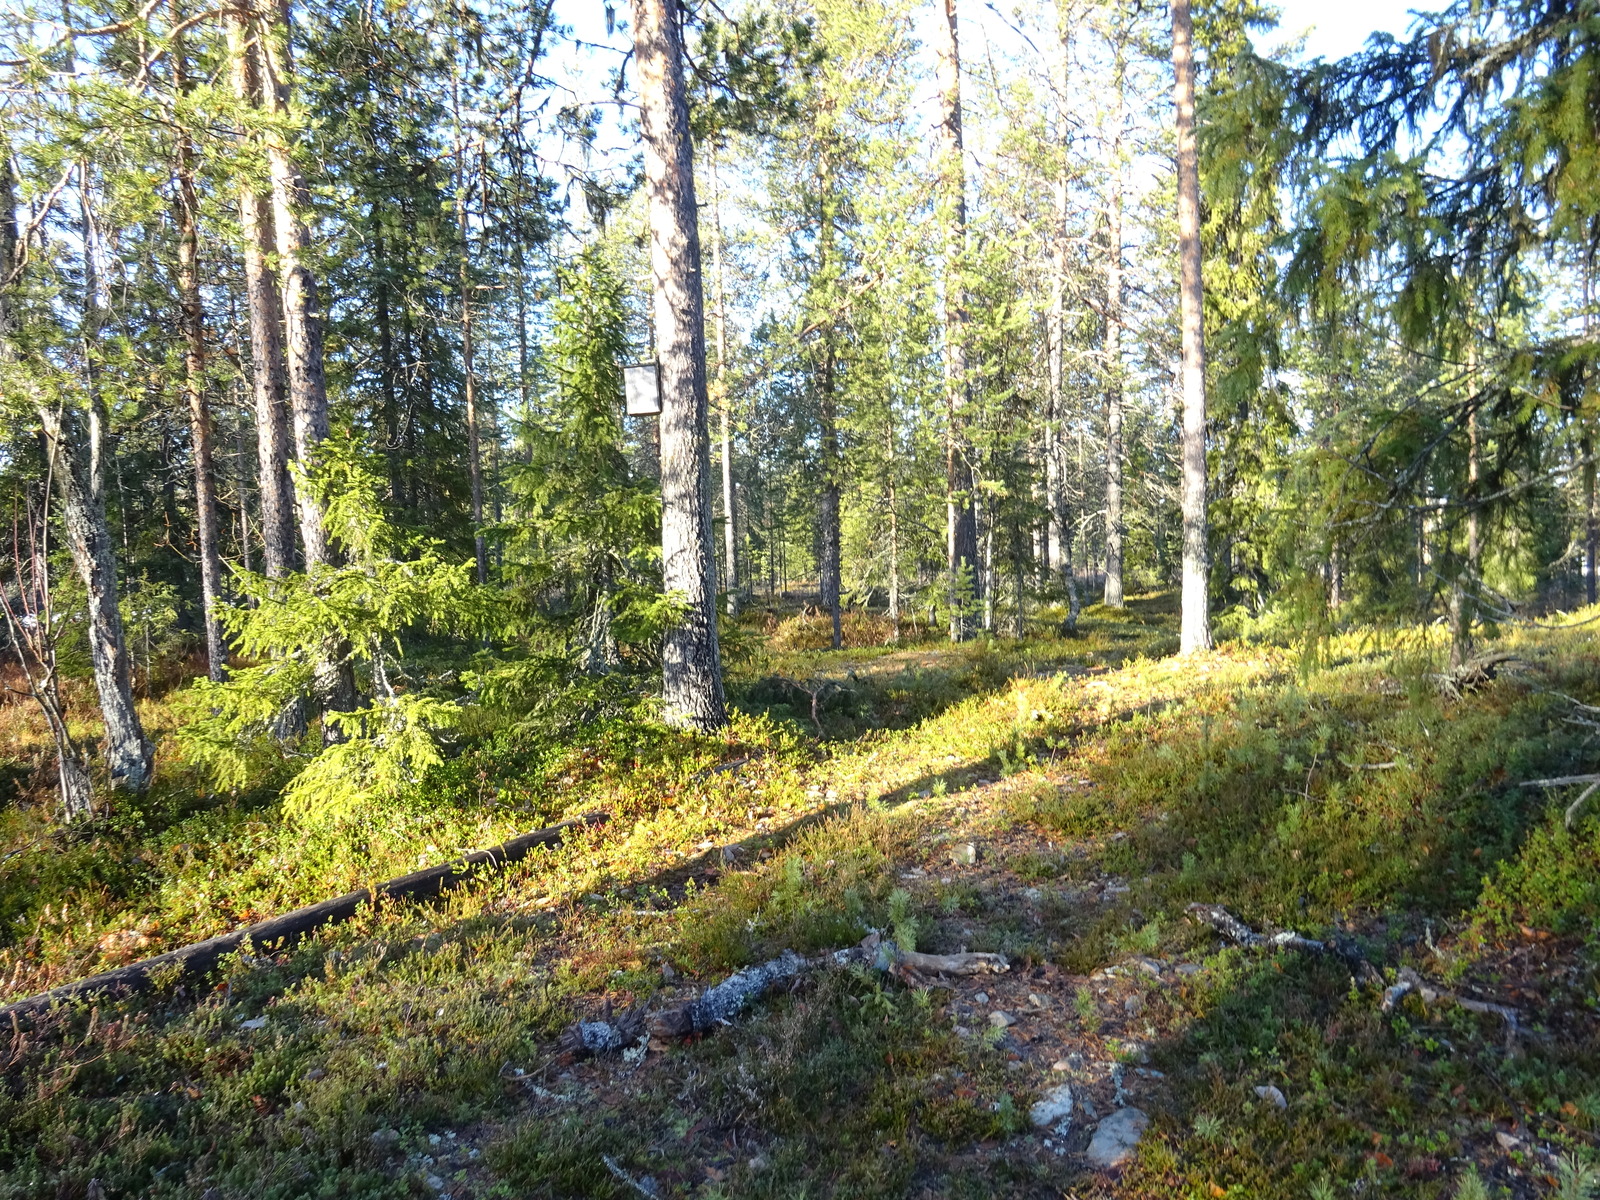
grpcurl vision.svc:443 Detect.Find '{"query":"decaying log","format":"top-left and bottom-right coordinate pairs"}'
top-left (1435, 651), bottom-right (1525, 700)
top-left (559, 933), bottom-right (1011, 1059)
top-left (1, 813), bottom-right (607, 1025)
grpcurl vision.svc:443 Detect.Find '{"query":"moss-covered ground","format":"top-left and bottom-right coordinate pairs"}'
top-left (4, 596), bottom-right (1600, 1198)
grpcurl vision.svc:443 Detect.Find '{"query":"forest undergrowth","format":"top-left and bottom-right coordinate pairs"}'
top-left (3, 596), bottom-right (1600, 1199)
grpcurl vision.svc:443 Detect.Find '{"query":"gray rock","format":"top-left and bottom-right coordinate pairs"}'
top-left (1030, 1084), bottom-right (1074, 1128)
top-left (1253, 1084), bottom-right (1287, 1110)
top-left (1086, 1107), bottom-right (1149, 1169)
top-left (988, 1010), bottom-right (1017, 1028)
top-left (950, 842), bottom-right (978, 866)
top-left (369, 1128), bottom-right (401, 1154)
top-left (1174, 962), bottom-right (1203, 977)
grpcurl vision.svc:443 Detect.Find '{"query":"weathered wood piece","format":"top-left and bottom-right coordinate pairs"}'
top-left (0, 813), bottom-right (605, 1024)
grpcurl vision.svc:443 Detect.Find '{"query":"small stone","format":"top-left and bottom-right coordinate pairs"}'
top-left (1027, 993), bottom-right (1047, 1008)
top-left (950, 842), bottom-right (979, 866)
top-left (748, 1155), bottom-right (769, 1172)
top-left (973, 991), bottom-right (989, 1004)
top-left (305, 1068), bottom-right (326, 1081)
top-left (1022, 887), bottom-right (1043, 903)
top-left (1086, 1107), bottom-right (1149, 1169)
top-left (1495, 1131), bottom-right (1521, 1152)
top-left (1030, 1084), bottom-right (1074, 1128)
top-left (988, 1010), bottom-right (1017, 1028)
top-left (424, 1175), bottom-right (445, 1192)
top-left (428, 1134), bottom-right (442, 1147)
top-left (1174, 963), bottom-right (1202, 977)
top-left (1051, 1060), bottom-right (1072, 1072)
top-left (1253, 1085), bottom-right (1287, 1110)
top-left (1133, 957), bottom-right (1164, 978)
top-left (238, 1017), bottom-right (267, 1030)
top-left (369, 1128), bottom-right (401, 1153)
top-left (1123, 995), bottom-right (1143, 1016)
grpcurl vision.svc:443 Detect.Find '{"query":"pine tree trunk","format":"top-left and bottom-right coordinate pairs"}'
top-left (0, 153), bottom-right (101, 815)
top-left (710, 147), bottom-right (739, 616)
top-left (886, 420), bottom-right (901, 642)
top-left (1103, 44), bottom-right (1127, 609)
top-left (453, 53), bottom-right (487, 586)
top-left (632, 0), bottom-right (727, 731)
top-left (934, 0), bottom-right (979, 642)
top-left (258, 0), bottom-right (356, 724)
top-left (175, 24), bottom-right (227, 682)
top-left (1584, 431), bottom-right (1597, 607)
top-left (818, 343), bottom-right (842, 651)
top-left (1172, 0), bottom-right (1211, 654)
top-left (229, 14), bottom-right (296, 580)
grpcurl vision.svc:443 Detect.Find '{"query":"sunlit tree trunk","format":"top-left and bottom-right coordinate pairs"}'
top-left (228, 13), bottom-right (295, 579)
top-left (1172, 0), bottom-right (1211, 654)
top-left (1103, 36), bottom-right (1127, 609)
top-left (934, 0), bottom-right (979, 642)
top-left (175, 18), bottom-right (226, 681)
top-left (452, 31), bottom-right (488, 585)
top-left (258, 0), bottom-right (357, 723)
top-left (632, 0), bottom-right (727, 730)
top-left (710, 146), bottom-right (740, 616)
top-left (1585, 431), bottom-right (1597, 607)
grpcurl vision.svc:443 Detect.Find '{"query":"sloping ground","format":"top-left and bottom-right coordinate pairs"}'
top-left (4, 605), bottom-right (1600, 1198)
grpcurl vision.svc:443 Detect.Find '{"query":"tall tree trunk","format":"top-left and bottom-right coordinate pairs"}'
top-left (229, 13), bottom-right (295, 579)
top-left (175, 20), bottom-right (226, 682)
top-left (1103, 37), bottom-right (1127, 609)
top-left (710, 146), bottom-right (740, 616)
top-left (818, 342), bottom-right (842, 651)
top-left (258, 0), bottom-right (356, 725)
top-left (1172, 0), bottom-right (1211, 654)
top-left (886, 419), bottom-right (900, 642)
top-left (0, 153), bottom-right (97, 816)
top-left (934, 0), bottom-right (979, 642)
top-left (1585, 430), bottom-right (1597, 607)
top-left (453, 48), bottom-right (487, 586)
top-left (632, 0), bottom-right (727, 730)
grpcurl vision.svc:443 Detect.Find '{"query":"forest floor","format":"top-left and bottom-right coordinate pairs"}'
top-left (4, 595), bottom-right (1600, 1198)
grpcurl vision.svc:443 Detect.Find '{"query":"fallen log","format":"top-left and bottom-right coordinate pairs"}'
top-left (556, 932), bottom-right (1010, 1059)
top-left (1, 812), bottom-right (606, 1025)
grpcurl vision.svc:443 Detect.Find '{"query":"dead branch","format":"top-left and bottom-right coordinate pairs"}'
top-left (559, 934), bottom-right (1011, 1059)
top-left (1518, 774), bottom-right (1600, 828)
top-left (0, 813), bottom-right (607, 1025)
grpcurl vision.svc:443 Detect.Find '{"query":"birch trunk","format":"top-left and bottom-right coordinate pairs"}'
top-left (175, 21), bottom-right (227, 681)
top-left (1585, 431), bottom-right (1597, 607)
top-left (632, 0), bottom-right (727, 730)
top-left (1172, 0), bottom-right (1211, 654)
top-left (228, 13), bottom-right (295, 579)
top-left (886, 420), bottom-right (900, 642)
top-left (934, 0), bottom-right (979, 642)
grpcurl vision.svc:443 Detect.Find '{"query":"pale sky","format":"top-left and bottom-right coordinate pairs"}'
top-left (1266, 0), bottom-right (1427, 61)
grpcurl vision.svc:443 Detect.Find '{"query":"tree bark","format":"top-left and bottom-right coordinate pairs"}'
top-left (1102, 36), bottom-right (1127, 609)
top-left (453, 46), bottom-right (488, 586)
top-left (934, 0), bottom-right (979, 642)
top-left (885, 419), bottom-right (901, 642)
top-left (710, 147), bottom-right (739, 616)
top-left (818, 342), bottom-right (842, 651)
top-left (0, 154), bottom-right (96, 818)
top-left (175, 19), bottom-right (227, 682)
top-left (228, 13), bottom-right (296, 580)
top-left (632, 0), bottom-right (727, 731)
top-left (258, 0), bottom-right (356, 724)
top-left (1585, 430), bottom-right (1597, 607)
top-left (1172, 0), bottom-right (1211, 654)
